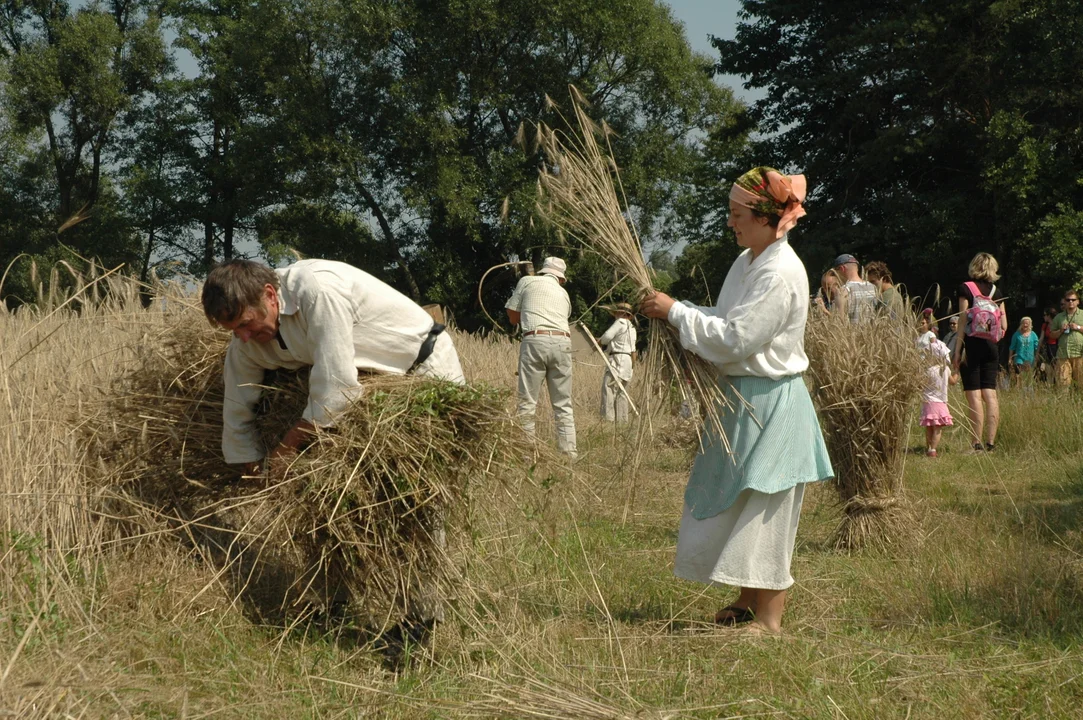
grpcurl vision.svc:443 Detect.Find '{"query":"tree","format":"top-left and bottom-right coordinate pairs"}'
top-left (712, 0), bottom-right (1083, 311)
top-left (0, 0), bottom-right (168, 304)
top-left (239, 0), bottom-right (749, 328)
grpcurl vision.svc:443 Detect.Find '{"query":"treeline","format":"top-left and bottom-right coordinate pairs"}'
top-left (0, 0), bottom-right (748, 329)
top-left (687, 0), bottom-right (1083, 314)
top-left (5, 1), bottom-right (1082, 325)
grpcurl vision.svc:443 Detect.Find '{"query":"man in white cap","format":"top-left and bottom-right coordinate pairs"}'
top-left (505, 257), bottom-right (577, 457)
top-left (598, 302), bottom-right (636, 422)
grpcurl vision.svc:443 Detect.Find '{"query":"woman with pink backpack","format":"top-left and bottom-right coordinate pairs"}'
top-left (951, 252), bottom-right (1008, 452)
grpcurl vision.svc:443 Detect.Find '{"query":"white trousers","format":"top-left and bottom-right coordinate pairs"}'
top-left (600, 354), bottom-right (633, 422)
top-left (517, 336), bottom-right (576, 455)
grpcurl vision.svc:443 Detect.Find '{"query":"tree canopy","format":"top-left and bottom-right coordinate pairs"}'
top-left (1, 0), bottom-right (747, 331)
top-left (6, 0), bottom-right (1079, 324)
top-left (706, 0), bottom-right (1083, 312)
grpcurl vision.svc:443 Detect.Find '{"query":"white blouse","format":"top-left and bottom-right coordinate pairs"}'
top-left (666, 238), bottom-right (810, 379)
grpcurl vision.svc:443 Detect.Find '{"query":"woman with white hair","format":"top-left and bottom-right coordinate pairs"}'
top-left (952, 252), bottom-right (1007, 452)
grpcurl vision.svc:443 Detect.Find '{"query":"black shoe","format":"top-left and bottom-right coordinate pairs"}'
top-left (984, 443), bottom-right (995, 452)
top-left (972, 443), bottom-right (984, 453)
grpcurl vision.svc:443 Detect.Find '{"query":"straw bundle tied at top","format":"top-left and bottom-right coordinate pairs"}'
top-left (535, 86), bottom-right (736, 441)
top-left (87, 300), bottom-right (518, 623)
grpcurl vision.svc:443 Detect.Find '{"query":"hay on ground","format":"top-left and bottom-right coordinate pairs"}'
top-left (87, 298), bottom-right (518, 627)
top-left (805, 306), bottom-right (926, 549)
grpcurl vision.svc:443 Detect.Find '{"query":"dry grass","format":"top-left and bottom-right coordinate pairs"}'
top-left (4, 270), bottom-right (1083, 718)
top-left (82, 293), bottom-right (523, 632)
top-left (535, 87), bottom-right (738, 445)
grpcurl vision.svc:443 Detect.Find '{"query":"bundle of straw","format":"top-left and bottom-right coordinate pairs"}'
top-left (804, 306), bottom-right (926, 549)
top-left (88, 301), bottom-right (517, 624)
top-left (534, 86), bottom-right (733, 435)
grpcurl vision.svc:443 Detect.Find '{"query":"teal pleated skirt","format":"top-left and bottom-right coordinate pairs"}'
top-left (684, 374), bottom-right (834, 520)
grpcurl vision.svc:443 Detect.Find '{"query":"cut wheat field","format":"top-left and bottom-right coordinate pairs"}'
top-left (2, 282), bottom-right (1083, 719)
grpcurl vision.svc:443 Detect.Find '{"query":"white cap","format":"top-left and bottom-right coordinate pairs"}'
top-left (537, 257), bottom-right (567, 281)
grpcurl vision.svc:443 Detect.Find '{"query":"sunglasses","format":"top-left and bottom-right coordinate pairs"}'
top-left (1066, 298), bottom-right (1079, 302)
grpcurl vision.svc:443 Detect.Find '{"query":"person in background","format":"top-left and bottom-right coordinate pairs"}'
top-left (918, 308), bottom-right (937, 347)
top-left (918, 320), bottom-right (955, 457)
top-left (952, 252), bottom-right (1007, 453)
top-left (813, 269), bottom-right (841, 315)
top-left (1049, 290), bottom-right (1083, 389)
top-left (865, 261), bottom-right (904, 317)
top-left (941, 316), bottom-right (960, 363)
top-left (505, 257), bottom-right (577, 457)
top-left (832, 253), bottom-right (877, 322)
top-left (598, 302), bottom-right (637, 422)
top-left (1038, 307), bottom-right (1059, 383)
top-left (1008, 316), bottom-right (1039, 389)
top-left (640, 166), bottom-right (833, 635)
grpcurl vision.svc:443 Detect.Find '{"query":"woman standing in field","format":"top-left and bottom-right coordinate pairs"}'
top-left (640, 167), bottom-right (834, 634)
top-left (952, 252), bottom-right (1007, 452)
top-left (1008, 317), bottom-right (1038, 388)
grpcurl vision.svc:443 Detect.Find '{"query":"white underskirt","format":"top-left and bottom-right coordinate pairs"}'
top-left (673, 484), bottom-right (805, 591)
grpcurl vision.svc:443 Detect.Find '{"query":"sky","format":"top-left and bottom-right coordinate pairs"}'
top-left (662, 0), bottom-right (758, 103)
top-left (663, 0), bottom-right (741, 56)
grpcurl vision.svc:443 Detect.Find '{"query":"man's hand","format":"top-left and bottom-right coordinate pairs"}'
top-left (265, 419), bottom-right (316, 481)
top-left (640, 291), bottom-right (676, 320)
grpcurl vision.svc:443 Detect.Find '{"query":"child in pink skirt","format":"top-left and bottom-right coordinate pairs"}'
top-left (918, 311), bottom-right (955, 457)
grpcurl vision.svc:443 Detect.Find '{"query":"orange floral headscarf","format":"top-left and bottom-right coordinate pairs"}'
top-left (729, 166), bottom-right (807, 239)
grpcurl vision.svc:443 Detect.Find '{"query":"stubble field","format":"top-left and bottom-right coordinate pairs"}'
top-left (2, 280), bottom-right (1083, 718)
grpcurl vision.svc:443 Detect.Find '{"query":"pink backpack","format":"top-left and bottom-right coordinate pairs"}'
top-left (964, 281), bottom-right (1004, 342)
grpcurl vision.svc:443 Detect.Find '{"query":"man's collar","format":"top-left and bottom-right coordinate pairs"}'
top-left (276, 281), bottom-right (298, 316)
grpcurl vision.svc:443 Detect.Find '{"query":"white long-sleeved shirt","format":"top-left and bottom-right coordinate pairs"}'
top-left (599, 317), bottom-right (636, 381)
top-left (666, 238), bottom-right (810, 379)
top-left (599, 317), bottom-right (636, 355)
top-left (221, 259), bottom-right (439, 463)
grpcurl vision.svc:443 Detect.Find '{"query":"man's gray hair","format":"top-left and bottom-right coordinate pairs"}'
top-left (201, 259), bottom-right (279, 325)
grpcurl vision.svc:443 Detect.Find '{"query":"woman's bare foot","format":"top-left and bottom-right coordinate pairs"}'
top-left (748, 620), bottom-right (783, 635)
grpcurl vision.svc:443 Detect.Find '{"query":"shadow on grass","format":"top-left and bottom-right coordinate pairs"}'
top-left (115, 475), bottom-right (433, 668)
top-left (941, 462), bottom-right (1083, 540)
top-left (928, 555), bottom-right (1083, 645)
